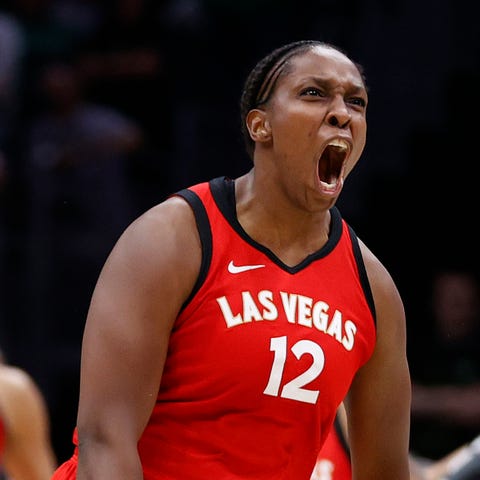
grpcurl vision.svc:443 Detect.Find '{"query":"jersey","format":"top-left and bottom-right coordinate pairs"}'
top-left (52, 176), bottom-right (376, 480)
top-left (310, 415), bottom-right (351, 480)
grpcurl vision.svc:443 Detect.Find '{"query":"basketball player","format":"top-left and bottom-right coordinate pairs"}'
top-left (52, 39), bottom-right (411, 479)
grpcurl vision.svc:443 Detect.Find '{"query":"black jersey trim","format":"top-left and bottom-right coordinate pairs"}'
top-left (175, 188), bottom-right (212, 310)
top-left (209, 176), bottom-right (343, 274)
top-left (333, 415), bottom-right (351, 460)
top-left (347, 225), bottom-right (377, 326)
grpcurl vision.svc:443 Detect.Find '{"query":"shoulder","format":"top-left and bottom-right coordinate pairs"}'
top-left (117, 195), bottom-right (199, 261)
top-left (0, 366), bottom-right (47, 427)
top-left (355, 238), bottom-right (406, 350)
top-left (357, 239), bottom-right (404, 314)
top-left (0, 365), bottom-right (39, 399)
top-left (347, 230), bottom-right (408, 343)
top-left (98, 194), bottom-right (202, 309)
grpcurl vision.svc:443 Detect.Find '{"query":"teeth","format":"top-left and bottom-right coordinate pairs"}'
top-left (327, 139), bottom-right (348, 151)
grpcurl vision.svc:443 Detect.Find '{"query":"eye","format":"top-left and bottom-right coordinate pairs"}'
top-left (348, 97), bottom-right (367, 108)
top-left (300, 87), bottom-right (325, 97)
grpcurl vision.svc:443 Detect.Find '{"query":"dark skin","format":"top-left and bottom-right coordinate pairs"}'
top-left (76, 45), bottom-right (411, 479)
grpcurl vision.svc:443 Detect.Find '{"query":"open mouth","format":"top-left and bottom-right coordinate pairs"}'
top-left (318, 139), bottom-right (349, 190)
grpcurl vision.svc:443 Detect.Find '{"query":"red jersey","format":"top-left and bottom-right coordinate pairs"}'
top-left (310, 416), bottom-right (352, 480)
top-left (53, 176), bottom-right (376, 480)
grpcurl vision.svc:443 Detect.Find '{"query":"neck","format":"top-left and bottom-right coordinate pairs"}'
top-left (234, 171), bottom-right (332, 266)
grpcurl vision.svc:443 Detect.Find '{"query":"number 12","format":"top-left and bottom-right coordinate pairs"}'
top-left (263, 336), bottom-right (325, 404)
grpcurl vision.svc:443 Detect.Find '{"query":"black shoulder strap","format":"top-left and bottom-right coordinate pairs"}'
top-left (347, 224), bottom-right (376, 326)
top-left (175, 188), bottom-right (212, 309)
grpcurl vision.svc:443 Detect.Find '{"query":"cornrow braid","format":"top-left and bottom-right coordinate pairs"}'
top-left (239, 40), bottom-right (364, 161)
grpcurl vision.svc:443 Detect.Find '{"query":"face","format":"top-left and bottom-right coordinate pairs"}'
top-left (250, 46), bottom-right (368, 210)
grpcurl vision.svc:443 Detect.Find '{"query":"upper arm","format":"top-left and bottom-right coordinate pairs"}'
top-left (76, 195), bottom-right (201, 447)
top-left (345, 241), bottom-right (411, 479)
top-left (0, 367), bottom-right (57, 480)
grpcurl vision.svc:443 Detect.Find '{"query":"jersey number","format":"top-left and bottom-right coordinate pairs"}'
top-left (263, 336), bottom-right (324, 404)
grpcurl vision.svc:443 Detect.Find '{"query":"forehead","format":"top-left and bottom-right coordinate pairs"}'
top-left (284, 46), bottom-right (365, 89)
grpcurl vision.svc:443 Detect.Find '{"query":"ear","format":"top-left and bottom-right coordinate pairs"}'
top-left (246, 109), bottom-right (271, 142)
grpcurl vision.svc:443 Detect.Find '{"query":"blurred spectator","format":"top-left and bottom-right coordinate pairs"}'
top-left (6, 0), bottom-right (88, 118)
top-left (409, 268), bottom-right (480, 459)
top-left (0, 0), bottom-right (96, 232)
top-left (24, 58), bottom-right (143, 335)
top-left (75, 0), bottom-right (171, 205)
top-left (22, 60), bottom-right (144, 461)
top-left (76, 0), bottom-right (167, 148)
top-left (0, 349), bottom-right (57, 480)
top-left (25, 59), bottom-right (143, 249)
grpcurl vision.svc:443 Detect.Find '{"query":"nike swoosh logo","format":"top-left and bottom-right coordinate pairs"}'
top-left (228, 260), bottom-right (266, 274)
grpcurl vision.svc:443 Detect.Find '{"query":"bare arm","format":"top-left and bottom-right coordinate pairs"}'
top-left (76, 196), bottom-right (201, 479)
top-left (346, 241), bottom-right (411, 480)
top-left (336, 401), bottom-right (432, 480)
top-left (0, 366), bottom-right (57, 480)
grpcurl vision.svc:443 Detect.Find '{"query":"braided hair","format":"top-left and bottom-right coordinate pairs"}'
top-left (239, 40), bottom-right (365, 160)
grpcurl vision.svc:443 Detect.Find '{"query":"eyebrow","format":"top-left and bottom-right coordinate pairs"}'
top-left (304, 75), bottom-right (366, 91)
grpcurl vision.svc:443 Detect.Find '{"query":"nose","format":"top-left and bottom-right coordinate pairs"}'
top-left (326, 97), bottom-right (351, 129)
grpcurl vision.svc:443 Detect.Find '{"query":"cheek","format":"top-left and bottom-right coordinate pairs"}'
top-left (270, 100), bottom-right (311, 135)
top-left (344, 157), bottom-right (360, 178)
top-left (353, 120), bottom-right (367, 154)
top-left (271, 118), bottom-right (309, 155)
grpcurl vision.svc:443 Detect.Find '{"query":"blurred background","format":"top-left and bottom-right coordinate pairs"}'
top-left (0, 0), bottom-right (479, 467)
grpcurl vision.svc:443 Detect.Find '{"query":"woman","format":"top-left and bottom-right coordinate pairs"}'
top-left (53, 39), bottom-right (411, 479)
